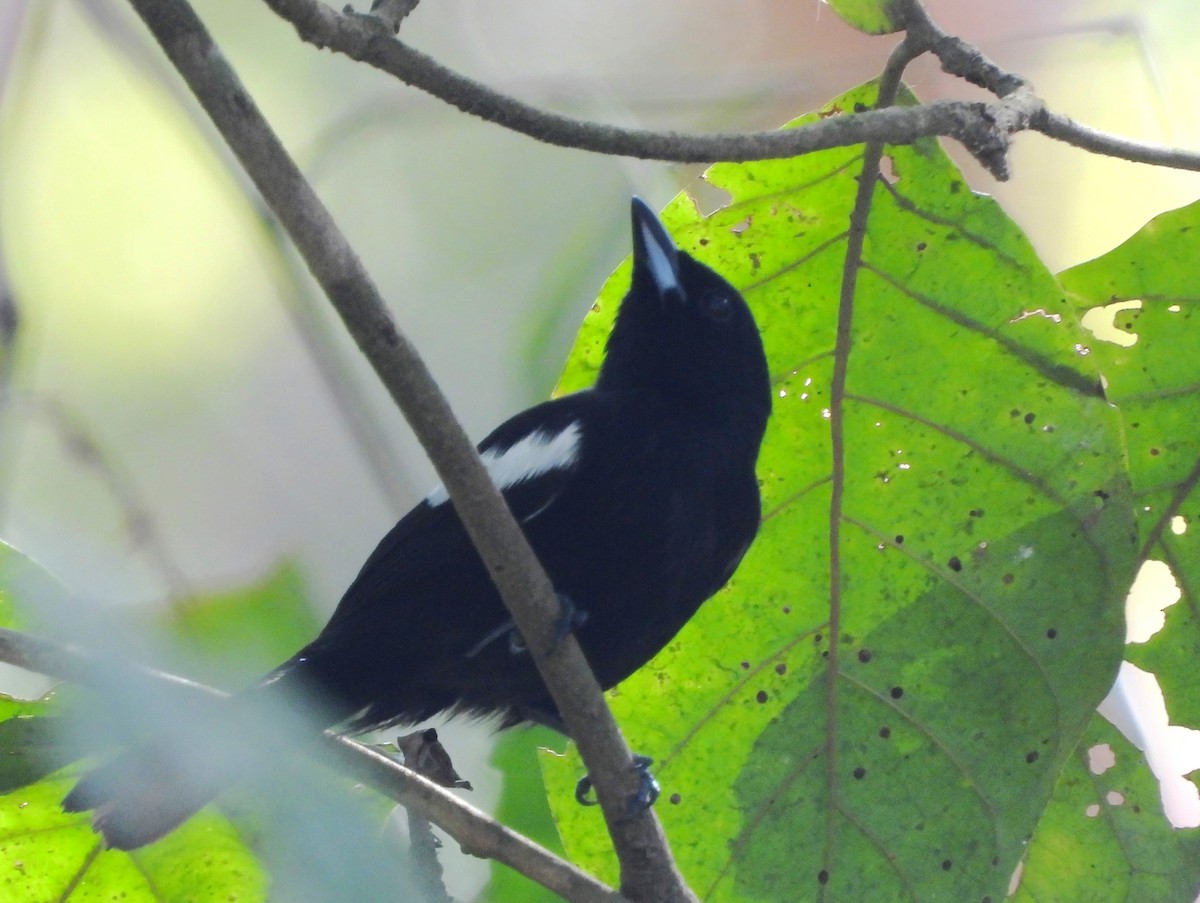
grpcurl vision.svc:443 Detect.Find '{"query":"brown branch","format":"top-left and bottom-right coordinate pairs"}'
top-left (0, 627), bottom-right (626, 903)
top-left (123, 0), bottom-right (693, 899)
top-left (260, 0), bottom-right (1017, 179)
top-left (891, 0), bottom-right (1200, 173)
top-left (258, 0), bottom-right (1200, 181)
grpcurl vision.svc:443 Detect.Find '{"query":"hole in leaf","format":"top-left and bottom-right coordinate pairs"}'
top-left (1087, 743), bottom-right (1116, 775)
top-left (1100, 662), bottom-right (1200, 828)
top-left (1081, 299), bottom-right (1142, 347)
top-left (1125, 559), bottom-right (1181, 643)
top-left (690, 181), bottom-right (733, 216)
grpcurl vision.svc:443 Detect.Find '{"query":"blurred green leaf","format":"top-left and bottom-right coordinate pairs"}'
top-left (162, 562), bottom-right (319, 690)
top-left (0, 542), bottom-right (271, 902)
top-left (1014, 715), bottom-right (1200, 902)
top-left (551, 81), bottom-right (1134, 901)
top-left (826, 0), bottom-right (903, 34)
top-left (479, 727), bottom-right (567, 903)
top-left (1060, 200), bottom-right (1200, 730)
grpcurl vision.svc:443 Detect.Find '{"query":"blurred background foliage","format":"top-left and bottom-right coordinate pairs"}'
top-left (2, 0), bottom-right (1200, 899)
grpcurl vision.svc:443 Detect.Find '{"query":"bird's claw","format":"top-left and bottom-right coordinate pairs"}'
top-left (465, 594), bottom-right (587, 659)
top-left (574, 755), bottom-right (660, 821)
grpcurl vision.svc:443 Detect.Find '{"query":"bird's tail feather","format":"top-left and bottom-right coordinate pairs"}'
top-left (62, 652), bottom-right (352, 850)
top-left (62, 735), bottom-right (231, 849)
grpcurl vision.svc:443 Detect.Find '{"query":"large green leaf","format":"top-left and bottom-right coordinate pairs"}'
top-left (548, 82), bottom-right (1134, 902)
top-left (1060, 201), bottom-right (1200, 730)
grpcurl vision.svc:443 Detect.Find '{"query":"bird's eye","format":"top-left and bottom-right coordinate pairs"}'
top-left (702, 292), bottom-right (733, 323)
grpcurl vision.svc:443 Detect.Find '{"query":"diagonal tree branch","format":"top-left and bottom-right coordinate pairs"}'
top-left (0, 626), bottom-right (625, 903)
top-left (123, 0), bottom-right (693, 900)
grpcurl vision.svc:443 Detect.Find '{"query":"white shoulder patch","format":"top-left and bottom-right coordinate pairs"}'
top-left (426, 421), bottom-right (582, 507)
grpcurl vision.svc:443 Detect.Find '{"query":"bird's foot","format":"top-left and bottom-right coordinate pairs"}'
top-left (575, 754), bottom-right (660, 821)
top-left (465, 594), bottom-right (587, 658)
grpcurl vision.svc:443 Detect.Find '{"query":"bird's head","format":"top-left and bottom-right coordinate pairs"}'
top-left (599, 198), bottom-right (770, 425)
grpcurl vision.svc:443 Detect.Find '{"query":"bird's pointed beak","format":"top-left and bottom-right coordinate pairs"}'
top-left (631, 197), bottom-right (684, 305)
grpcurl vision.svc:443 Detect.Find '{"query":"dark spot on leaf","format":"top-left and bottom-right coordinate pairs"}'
top-left (948, 556), bottom-right (963, 572)
top-left (1094, 488), bottom-right (1109, 500)
top-left (1046, 628), bottom-right (1057, 639)
top-left (669, 793), bottom-right (681, 804)
top-left (879, 726), bottom-right (891, 739)
top-left (1010, 409), bottom-right (1021, 418)
top-left (821, 650), bottom-right (829, 658)
top-left (942, 860), bottom-right (952, 871)
top-left (894, 534), bottom-right (905, 544)
top-left (858, 649), bottom-right (872, 663)
top-left (782, 605), bottom-right (791, 614)
top-left (1026, 751), bottom-right (1039, 764)
top-left (916, 241), bottom-right (927, 251)
top-left (775, 662), bottom-right (787, 675)
top-left (854, 102), bottom-right (868, 113)
top-left (1002, 573), bottom-right (1014, 585)
top-left (698, 237), bottom-right (709, 246)
top-left (740, 661), bottom-right (751, 670)
top-left (853, 766), bottom-right (866, 779)
top-left (991, 857), bottom-right (1000, 866)
top-left (1024, 412), bottom-right (1036, 424)
top-left (842, 633), bottom-right (855, 645)
top-left (890, 686), bottom-right (904, 699)
top-left (950, 181), bottom-right (962, 193)
top-left (756, 690), bottom-right (768, 704)
top-left (969, 508), bottom-right (984, 518)
top-left (1150, 447), bottom-right (1160, 456)
top-left (1133, 804), bottom-right (1141, 813)
top-left (814, 633), bottom-right (822, 643)
top-left (818, 870), bottom-right (829, 885)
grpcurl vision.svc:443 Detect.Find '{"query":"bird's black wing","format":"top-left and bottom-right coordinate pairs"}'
top-left (309, 391), bottom-right (601, 647)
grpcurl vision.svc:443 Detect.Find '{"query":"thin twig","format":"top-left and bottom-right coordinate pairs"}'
top-left (0, 626), bottom-right (626, 903)
top-left (124, 1), bottom-right (693, 899)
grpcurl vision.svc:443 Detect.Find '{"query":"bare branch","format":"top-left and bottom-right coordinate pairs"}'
top-left (259, 0), bottom-right (1200, 180)
top-left (0, 626), bottom-right (627, 903)
top-left (260, 0), bottom-right (1023, 178)
top-left (123, 0), bottom-right (693, 898)
top-left (1034, 112), bottom-right (1200, 172)
top-left (892, 0), bottom-right (1200, 173)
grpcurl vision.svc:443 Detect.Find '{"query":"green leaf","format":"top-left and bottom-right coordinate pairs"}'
top-left (550, 81), bottom-right (1134, 901)
top-left (1059, 200), bottom-right (1200, 731)
top-left (1013, 716), bottom-right (1200, 902)
top-left (826, 0), bottom-right (903, 34)
top-left (479, 727), bottom-right (567, 903)
top-left (161, 562), bottom-right (320, 690)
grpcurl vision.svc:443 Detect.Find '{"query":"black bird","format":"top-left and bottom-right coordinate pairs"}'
top-left (63, 198), bottom-right (772, 849)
